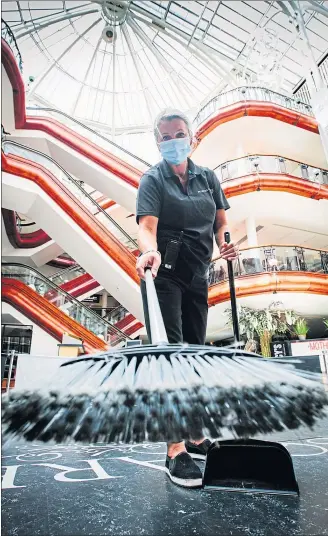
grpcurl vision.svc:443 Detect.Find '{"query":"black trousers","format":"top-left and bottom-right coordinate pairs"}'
top-left (141, 269), bottom-right (209, 345)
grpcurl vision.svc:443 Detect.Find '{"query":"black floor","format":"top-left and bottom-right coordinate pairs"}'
top-left (2, 419), bottom-right (328, 536)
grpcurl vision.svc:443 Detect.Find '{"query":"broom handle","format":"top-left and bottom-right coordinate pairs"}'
top-left (224, 232), bottom-right (240, 343)
top-left (144, 268), bottom-right (169, 344)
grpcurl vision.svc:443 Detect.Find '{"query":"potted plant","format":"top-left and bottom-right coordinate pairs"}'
top-left (225, 302), bottom-right (298, 357)
top-left (323, 319), bottom-right (328, 331)
top-left (293, 318), bottom-right (309, 340)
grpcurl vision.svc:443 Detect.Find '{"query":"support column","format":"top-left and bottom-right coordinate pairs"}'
top-left (244, 216), bottom-right (262, 273)
top-left (101, 291), bottom-right (108, 317)
top-left (245, 216), bottom-right (258, 247)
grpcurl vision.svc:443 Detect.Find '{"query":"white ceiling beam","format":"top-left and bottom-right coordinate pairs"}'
top-left (122, 23), bottom-right (154, 123)
top-left (27, 18), bottom-right (101, 100)
top-left (128, 16), bottom-right (193, 109)
top-left (125, 0), bottom-right (238, 64)
top-left (129, 11), bottom-right (238, 87)
top-left (15, 8), bottom-right (99, 39)
top-left (71, 34), bottom-right (103, 116)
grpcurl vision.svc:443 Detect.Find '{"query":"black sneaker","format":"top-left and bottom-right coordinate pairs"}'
top-left (165, 452), bottom-right (203, 488)
top-left (185, 439), bottom-right (212, 460)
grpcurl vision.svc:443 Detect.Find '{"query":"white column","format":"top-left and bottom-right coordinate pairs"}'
top-left (244, 216), bottom-right (262, 272)
top-left (245, 216), bottom-right (258, 247)
top-left (101, 291), bottom-right (108, 317)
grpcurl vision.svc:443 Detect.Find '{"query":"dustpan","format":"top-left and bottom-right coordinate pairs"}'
top-left (203, 439), bottom-right (299, 495)
top-left (203, 233), bottom-right (299, 496)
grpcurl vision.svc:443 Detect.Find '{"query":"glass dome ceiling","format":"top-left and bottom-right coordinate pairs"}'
top-left (2, 1), bottom-right (328, 134)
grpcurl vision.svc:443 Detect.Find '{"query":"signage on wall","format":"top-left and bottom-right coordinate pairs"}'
top-left (82, 294), bottom-right (101, 304)
top-left (291, 339), bottom-right (328, 374)
top-left (270, 340), bottom-right (290, 358)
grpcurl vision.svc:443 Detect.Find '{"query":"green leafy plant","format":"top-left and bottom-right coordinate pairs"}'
top-left (323, 319), bottom-right (328, 330)
top-left (293, 318), bottom-right (309, 337)
top-left (225, 302), bottom-right (298, 357)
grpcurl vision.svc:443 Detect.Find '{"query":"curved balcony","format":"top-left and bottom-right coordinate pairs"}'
top-left (193, 86), bottom-right (316, 138)
top-left (209, 245), bottom-right (328, 288)
top-left (216, 155), bottom-right (328, 186)
top-left (1, 263), bottom-right (129, 347)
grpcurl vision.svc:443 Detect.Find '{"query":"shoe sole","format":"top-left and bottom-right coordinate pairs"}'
top-left (164, 467), bottom-right (203, 488)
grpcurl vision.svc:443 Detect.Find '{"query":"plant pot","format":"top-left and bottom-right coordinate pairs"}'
top-left (298, 335), bottom-right (306, 341)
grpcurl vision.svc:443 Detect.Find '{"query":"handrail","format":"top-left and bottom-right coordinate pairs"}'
top-left (1, 19), bottom-right (22, 72)
top-left (2, 277), bottom-right (108, 353)
top-left (26, 106), bottom-right (151, 168)
top-left (210, 244), bottom-right (328, 287)
top-left (2, 140), bottom-right (138, 250)
top-left (193, 86), bottom-right (314, 128)
top-left (1, 262), bottom-right (131, 341)
top-left (212, 244), bottom-right (328, 264)
top-left (215, 154), bottom-right (328, 176)
top-left (49, 264), bottom-right (86, 280)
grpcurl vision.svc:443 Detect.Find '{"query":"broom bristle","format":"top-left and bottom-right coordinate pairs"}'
top-left (2, 345), bottom-right (328, 444)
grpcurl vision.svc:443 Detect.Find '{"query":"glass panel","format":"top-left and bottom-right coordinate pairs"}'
top-left (2, 264), bottom-right (128, 346)
top-left (49, 266), bottom-right (87, 286)
top-left (215, 155), bottom-right (327, 185)
top-left (303, 249), bottom-right (324, 273)
top-left (3, 141), bottom-right (138, 252)
top-left (209, 246), bottom-right (328, 287)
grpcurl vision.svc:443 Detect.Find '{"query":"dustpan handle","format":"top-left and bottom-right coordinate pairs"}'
top-left (144, 268), bottom-right (169, 344)
top-left (224, 232), bottom-right (240, 343)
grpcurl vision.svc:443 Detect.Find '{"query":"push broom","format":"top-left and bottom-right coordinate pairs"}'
top-left (2, 235), bottom-right (328, 446)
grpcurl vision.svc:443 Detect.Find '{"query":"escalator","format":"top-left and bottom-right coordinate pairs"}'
top-left (2, 263), bottom-right (130, 352)
top-left (2, 140), bottom-right (143, 319)
top-left (48, 264), bottom-right (142, 337)
top-left (9, 105), bottom-right (147, 213)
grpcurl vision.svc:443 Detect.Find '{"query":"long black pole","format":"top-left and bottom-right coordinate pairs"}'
top-left (224, 231), bottom-right (240, 343)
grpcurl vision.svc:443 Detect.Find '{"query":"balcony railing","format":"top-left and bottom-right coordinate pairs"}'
top-left (215, 155), bottom-right (328, 186)
top-left (1, 19), bottom-right (23, 72)
top-left (294, 54), bottom-right (328, 105)
top-left (193, 86), bottom-right (313, 129)
top-left (209, 245), bottom-right (328, 287)
top-left (2, 263), bottom-right (130, 346)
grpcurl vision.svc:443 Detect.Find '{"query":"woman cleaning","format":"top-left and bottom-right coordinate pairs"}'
top-left (136, 108), bottom-right (239, 488)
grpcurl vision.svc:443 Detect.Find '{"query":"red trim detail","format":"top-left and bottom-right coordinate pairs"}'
top-left (222, 173), bottom-right (328, 201)
top-left (194, 101), bottom-right (319, 144)
top-left (1, 208), bottom-right (50, 248)
top-left (208, 271), bottom-right (328, 306)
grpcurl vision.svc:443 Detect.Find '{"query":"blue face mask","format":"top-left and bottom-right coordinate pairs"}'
top-left (159, 137), bottom-right (191, 165)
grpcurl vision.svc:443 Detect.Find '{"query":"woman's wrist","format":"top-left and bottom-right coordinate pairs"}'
top-left (140, 249), bottom-right (161, 258)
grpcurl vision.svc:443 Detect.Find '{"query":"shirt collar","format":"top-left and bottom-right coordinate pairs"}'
top-left (160, 158), bottom-right (203, 180)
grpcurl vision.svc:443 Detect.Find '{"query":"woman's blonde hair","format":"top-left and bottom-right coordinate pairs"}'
top-left (153, 108), bottom-right (192, 140)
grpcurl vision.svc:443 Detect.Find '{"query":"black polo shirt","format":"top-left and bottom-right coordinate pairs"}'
top-left (136, 158), bottom-right (230, 276)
